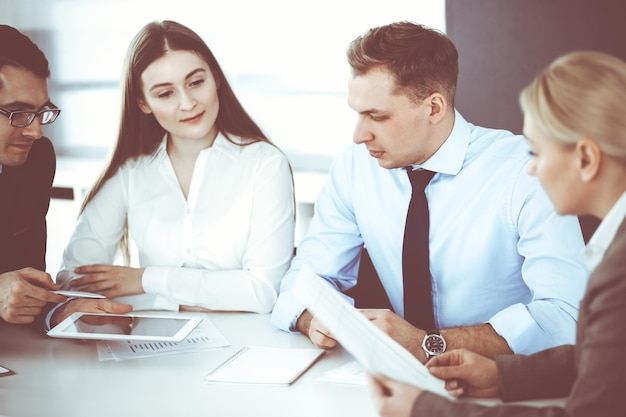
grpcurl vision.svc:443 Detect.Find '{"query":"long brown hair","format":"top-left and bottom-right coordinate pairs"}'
top-left (81, 20), bottom-right (276, 263)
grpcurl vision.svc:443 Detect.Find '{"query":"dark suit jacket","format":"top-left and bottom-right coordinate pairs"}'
top-left (412, 216), bottom-right (626, 416)
top-left (0, 137), bottom-right (55, 274)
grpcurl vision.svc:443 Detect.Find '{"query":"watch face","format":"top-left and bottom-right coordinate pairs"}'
top-left (423, 334), bottom-right (446, 354)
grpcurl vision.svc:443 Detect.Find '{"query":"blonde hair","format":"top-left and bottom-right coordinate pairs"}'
top-left (520, 51), bottom-right (626, 163)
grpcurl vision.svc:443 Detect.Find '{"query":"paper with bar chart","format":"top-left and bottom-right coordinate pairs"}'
top-left (96, 316), bottom-right (229, 361)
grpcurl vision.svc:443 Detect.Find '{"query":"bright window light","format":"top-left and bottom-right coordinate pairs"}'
top-left (6, 0), bottom-right (446, 170)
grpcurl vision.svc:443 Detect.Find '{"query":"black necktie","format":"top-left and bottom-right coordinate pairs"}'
top-left (403, 168), bottom-right (436, 329)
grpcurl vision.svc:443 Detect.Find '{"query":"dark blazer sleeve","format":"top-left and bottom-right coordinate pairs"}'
top-left (23, 137), bottom-right (56, 270)
top-left (414, 391), bottom-right (566, 417)
top-left (562, 218), bottom-right (626, 417)
top-left (496, 346), bottom-right (576, 401)
top-left (0, 137), bottom-right (55, 273)
top-left (412, 349), bottom-right (574, 417)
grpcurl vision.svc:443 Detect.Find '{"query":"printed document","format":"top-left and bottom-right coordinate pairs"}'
top-left (294, 268), bottom-right (451, 398)
top-left (96, 316), bottom-right (229, 361)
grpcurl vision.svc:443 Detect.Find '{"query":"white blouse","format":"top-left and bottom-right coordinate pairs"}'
top-left (57, 133), bottom-right (295, 313)
top-left (583, 190), bottom-right (626, 273)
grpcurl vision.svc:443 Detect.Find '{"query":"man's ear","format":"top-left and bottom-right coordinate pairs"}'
top-left (577, 137), bottom-right (602, 183)
top-left (427, 93), bottom-right (447, 124)
top-left (137, 99), bottom-right (152, 115)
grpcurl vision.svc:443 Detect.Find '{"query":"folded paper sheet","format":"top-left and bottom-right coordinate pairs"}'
top-left (294, 268), bottom-right (451, 398)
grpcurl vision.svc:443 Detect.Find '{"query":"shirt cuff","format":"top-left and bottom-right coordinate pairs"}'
top-left (271, 284), bottom-right (356, 333)
top-left (44, 298), bottom-right (76, 332)
top-left (271, 289), bottom-right (306, 333)
top-left (488, 302), bottom-right (551, 354)
top-left (141, 266), bottom-right (169, 296)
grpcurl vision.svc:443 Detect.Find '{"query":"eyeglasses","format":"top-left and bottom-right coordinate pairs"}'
top-left (0, 102), bottom-right (61, 128)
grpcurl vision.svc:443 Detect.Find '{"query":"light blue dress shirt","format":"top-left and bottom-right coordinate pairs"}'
top-left (272, 111), bottom-right (589, 354)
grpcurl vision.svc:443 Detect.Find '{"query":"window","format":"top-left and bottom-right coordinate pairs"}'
top-left (5, 0), bottom-right (446, 171)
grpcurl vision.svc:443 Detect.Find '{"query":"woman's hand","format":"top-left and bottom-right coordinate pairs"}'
top-left (426, 348), bottom-right (502, 398)
top-left (69, 265), bottom-right (145, 299)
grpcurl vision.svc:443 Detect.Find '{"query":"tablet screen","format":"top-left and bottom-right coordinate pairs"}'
top-left (47, 312), bottom-right (203, 342)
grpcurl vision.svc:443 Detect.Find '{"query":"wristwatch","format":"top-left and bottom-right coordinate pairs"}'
top-left (421, 330), bottom-right (446, 360)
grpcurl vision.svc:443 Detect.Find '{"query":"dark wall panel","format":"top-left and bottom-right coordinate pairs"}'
top-left (446, 0), bottom-right (626, 134)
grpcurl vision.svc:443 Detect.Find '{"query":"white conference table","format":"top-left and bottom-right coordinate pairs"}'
top-left (0, 311), bottom-right (565, 417)
top-left (0, 311), bottom-right (379, 417)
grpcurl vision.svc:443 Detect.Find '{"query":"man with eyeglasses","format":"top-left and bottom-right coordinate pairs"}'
top-left (0, 25), bottom-right (131, 325)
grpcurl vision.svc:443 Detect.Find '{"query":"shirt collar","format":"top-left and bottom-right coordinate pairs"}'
top-left (210, 132), bottom-right (245, 162)
top-left (582, 190), bottom-right (626, 272)
top-left (0, 163), bottom-right (3, 174)
top-left (416, 109), bottom-right (469, 175)
top-left (152, 132), bottom-right (243, 163)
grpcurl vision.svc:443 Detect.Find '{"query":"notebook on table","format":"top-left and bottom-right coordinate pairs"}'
top-left (204, 345), bottom-right (324, 385)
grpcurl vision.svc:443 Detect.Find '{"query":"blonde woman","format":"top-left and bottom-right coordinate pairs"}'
top-left (370, 50), bottom-right (626, 417)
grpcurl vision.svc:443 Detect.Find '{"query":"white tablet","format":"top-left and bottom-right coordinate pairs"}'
top-left (47, 312), bottom-right (203, 342)
top-left (52, 290), bottom-right (106, 299)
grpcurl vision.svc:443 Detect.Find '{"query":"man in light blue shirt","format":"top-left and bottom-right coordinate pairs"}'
top-left (271, 22), bottom-right (588, 363)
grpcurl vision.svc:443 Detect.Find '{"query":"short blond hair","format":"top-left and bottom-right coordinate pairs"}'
top-left (520, 51), bottom-right (626, 163)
